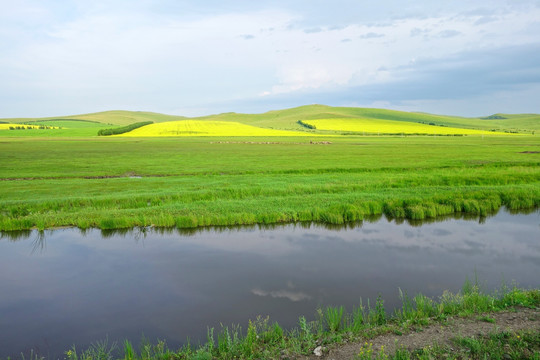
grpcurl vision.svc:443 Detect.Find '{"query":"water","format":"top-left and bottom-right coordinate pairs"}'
top-left (0, 210), bottom-right (538, 358)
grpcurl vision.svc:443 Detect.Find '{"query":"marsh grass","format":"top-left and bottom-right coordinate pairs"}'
top-left (325, 306), bottom-right (345, 332)
top-left (1, 185), bottom-right (538, 231)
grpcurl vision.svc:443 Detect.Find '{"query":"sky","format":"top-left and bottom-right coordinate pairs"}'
top-left (1, 0), bottom-right (540, 118)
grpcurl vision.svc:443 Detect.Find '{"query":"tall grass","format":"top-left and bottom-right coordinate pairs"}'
top-left (0, 185), bottom-right (537, 231)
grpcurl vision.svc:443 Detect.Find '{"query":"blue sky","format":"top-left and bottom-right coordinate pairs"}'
top-left (1, 0), bottom-right (540, 117)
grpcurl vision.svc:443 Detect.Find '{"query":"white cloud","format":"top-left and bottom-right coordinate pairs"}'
top-left (1, 1), bottom-right (539, 116)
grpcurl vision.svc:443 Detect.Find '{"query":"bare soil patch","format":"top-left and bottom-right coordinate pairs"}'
top-left (303, 308), bottom-right (539, 359)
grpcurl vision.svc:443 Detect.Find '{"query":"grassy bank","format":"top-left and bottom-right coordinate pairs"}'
top-left (0, 136), bottom-right (539, 231)
top-left (41, 281), bottom-right (540, 360)
top-left (355, 329), bottom-right (540, 359)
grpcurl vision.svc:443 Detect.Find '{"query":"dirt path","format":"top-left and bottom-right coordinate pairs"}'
top-left (302, 307), bottom-right (539, 359)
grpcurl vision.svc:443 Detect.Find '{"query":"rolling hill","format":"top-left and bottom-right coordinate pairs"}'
top-left (1, 105), bottom-right (538, 136)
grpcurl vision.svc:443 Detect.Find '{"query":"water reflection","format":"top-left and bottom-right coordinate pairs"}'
top-left (0, 209), bottom-right (538, 359)
top-left (0, 210), bottom-right (508, 243)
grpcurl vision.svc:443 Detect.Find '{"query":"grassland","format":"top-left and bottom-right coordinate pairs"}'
top-left (0, 134), bottom-right (538, 231)
top-left (46, 282), bottom-right (540, 360)
top-left (0, 105), bottom-right (538, 231)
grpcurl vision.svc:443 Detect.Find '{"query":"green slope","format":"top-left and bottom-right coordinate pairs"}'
top-left (1, 105), bottom-right (538, 136)
top-left (196, 105), bottom-right (540, 133)
top-left (3, 110), bottom-right (186, 126)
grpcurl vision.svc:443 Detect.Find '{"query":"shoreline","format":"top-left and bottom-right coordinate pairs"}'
top-left (9, 283), bottom-right (539, 360)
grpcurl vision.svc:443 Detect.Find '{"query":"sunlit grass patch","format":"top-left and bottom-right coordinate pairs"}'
top-left (303, 118), bottom-right (518, 135)
top-left (118, 120), bottom-right (313, 137)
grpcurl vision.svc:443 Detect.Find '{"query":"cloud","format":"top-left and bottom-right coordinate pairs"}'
top-left (360, 32), bottom-right (385, 39)
top-left (222, 42), bottom-right (540, 117)
top-left (304, 27), bottom-right (322, 33)
top-left (438, 29), bottom-right (461, 38)
top-left (1, 1), bottom-right (540, 117)
top-left (251, 288), bottom-right (312, 302)
top-left (474, 16), bottom-right (498, 25)
top-left (410, 27), bottom-right (429, 37)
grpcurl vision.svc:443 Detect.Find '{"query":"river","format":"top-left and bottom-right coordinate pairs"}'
top-left (0, 209), bottom-right (538, 358)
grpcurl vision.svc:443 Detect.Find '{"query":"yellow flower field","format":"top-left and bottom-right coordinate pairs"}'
top-left (118, 120), bottom-right (313, 137)
top-left (0, 123), bottom-right (41, 130)
top-left (303, 118), bottom-right (516, 135)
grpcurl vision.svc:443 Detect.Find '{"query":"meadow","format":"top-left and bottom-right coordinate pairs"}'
top-left (0, 105), bottom-right (539, 231)
top-left (0, 135), bottom-right (539, 231)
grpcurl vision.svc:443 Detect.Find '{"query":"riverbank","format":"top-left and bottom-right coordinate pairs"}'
top-left (53, 283), bottom-right (540, 360)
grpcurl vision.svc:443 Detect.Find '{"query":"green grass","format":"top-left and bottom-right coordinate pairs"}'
top-left (13, 281), bottom-right (537, 360)
top-left (0, 135), bottom-right (538, 231)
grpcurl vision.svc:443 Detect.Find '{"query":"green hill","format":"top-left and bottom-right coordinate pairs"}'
top-left (194, 105), bottom-right (540, 134)
top-left (1, 105), bottom-right (538, 136)
top-left (3, 110), bottom-right (186, 126)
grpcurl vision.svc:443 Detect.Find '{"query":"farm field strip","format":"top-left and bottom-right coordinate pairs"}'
top-left (302, 118), bottom-right (518, 135)
top-left (118, 120), bottom-right (313, 137)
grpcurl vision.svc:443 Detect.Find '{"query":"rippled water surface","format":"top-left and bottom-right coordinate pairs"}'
top-left (0, 210), bottom-right (538, 358)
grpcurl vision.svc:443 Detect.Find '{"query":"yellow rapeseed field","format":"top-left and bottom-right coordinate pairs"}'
top-left (118, 120), bottom-right (313, 137)
top-left (303, 118), bottom-right (515, 135)
top-left (0, 124), bottom-right (42, 130)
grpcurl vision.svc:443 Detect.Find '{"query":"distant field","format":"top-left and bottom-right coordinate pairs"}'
top-left (30, 119), bottom-right (102, 128)
top-left (193, 105), bottom-right (540, 134)
top-left (302, 118), bottom-right (517, 136)
top-left (2, 105), bottom-right (539, 136)
top-left (118, 120), bottom-right (313, 137)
